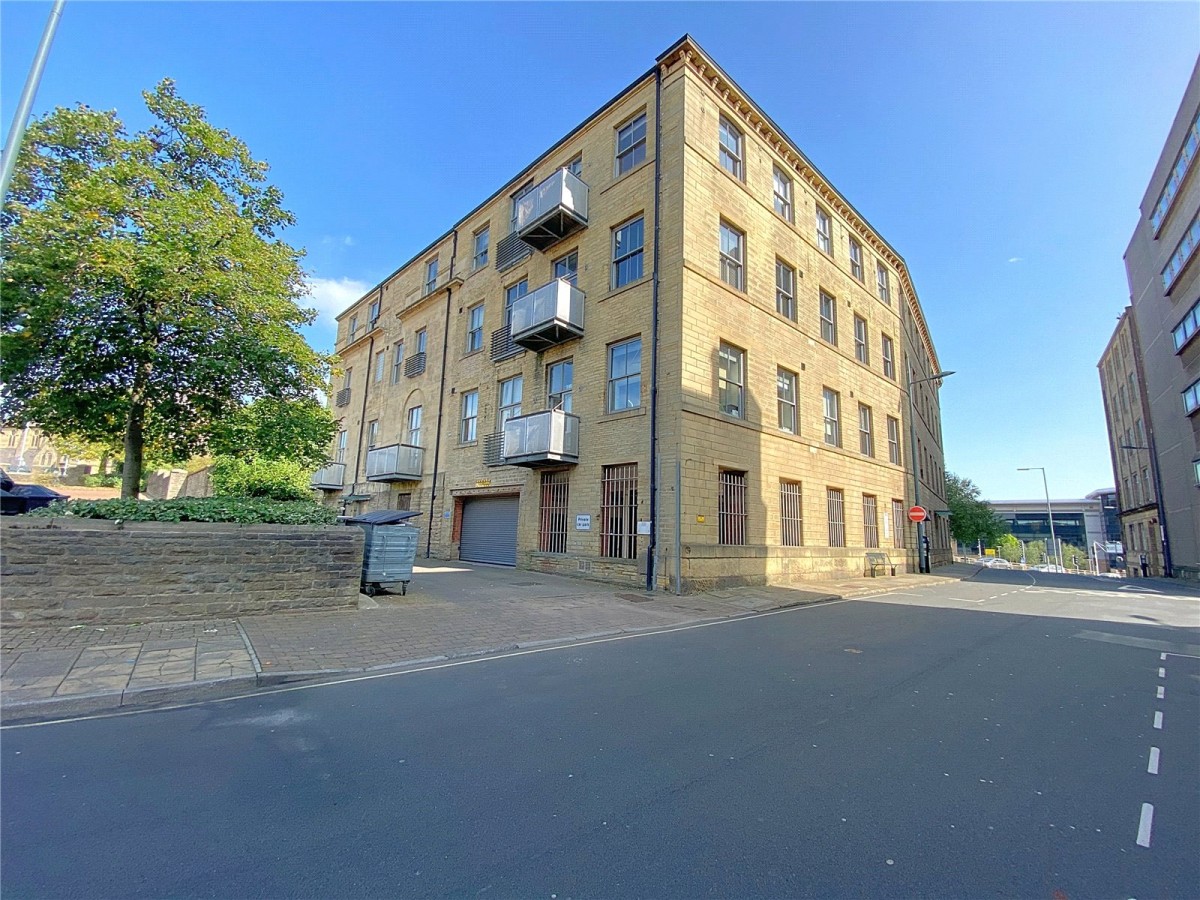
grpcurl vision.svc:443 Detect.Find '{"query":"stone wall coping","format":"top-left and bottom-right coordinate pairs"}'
top-left (1, 517), bottom-right (351, 537)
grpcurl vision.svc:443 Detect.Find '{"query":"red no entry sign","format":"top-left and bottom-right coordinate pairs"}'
top-left (908, 505), bottom-right (928, 523)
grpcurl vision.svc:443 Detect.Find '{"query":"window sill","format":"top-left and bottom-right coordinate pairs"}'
top-left (602, 156), bottom-right (654, 195)
top-left (601, 274), bottom-right (652, 303)
top-left (602, 407), bottom-right (646, 423)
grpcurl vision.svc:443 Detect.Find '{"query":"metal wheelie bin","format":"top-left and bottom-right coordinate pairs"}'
top-left (345, 509), bottom-right (422, 596)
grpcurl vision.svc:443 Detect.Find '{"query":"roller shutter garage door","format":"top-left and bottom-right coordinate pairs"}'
top-left (459, 496), bottom-right (519, 566)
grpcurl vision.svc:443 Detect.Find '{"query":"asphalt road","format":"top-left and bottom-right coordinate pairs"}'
top-left (3, 570), bottom-right (1198, 899)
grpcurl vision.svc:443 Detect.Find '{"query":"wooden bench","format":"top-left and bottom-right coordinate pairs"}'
top-left (865, 552), bottom-right (896, 577)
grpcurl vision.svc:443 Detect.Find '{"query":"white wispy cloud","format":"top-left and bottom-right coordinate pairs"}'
top-left (1008, 257), bottom-right (1023, 264)
top-left (303, 275), bottom-right (371, 325)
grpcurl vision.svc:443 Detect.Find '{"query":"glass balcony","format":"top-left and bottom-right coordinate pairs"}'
top-left (514, 169), bottom-right (589, 251)
top-left (501, 410), bottom-right (580, 468)
top-left (510, 278), bottom-right (585, 351)
top-left (311, 462), bottom-right (346, 491)
top-left (365, 443), bottom-right (425, 482)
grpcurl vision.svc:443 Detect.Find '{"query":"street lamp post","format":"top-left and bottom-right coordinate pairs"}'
top-left (907, 369), bottom-right (955, 573)
top-left (1119, 443), bottom-right (1173, 577)
top-left (1018, 467), bottom-right (1061, 571)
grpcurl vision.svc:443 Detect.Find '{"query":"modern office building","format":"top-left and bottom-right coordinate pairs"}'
top-left (316, 35), bottom-right (949, 590)
top-left (988, 493), bottom-right (1115, 558)
top-left (1100, 58), bottom-right (1200, 579)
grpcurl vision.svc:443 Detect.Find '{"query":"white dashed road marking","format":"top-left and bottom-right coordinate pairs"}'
top-left (1136, 803), bottom-right (1154, 848)
top-left (1153, 711), bottom-right (1163, 730)
top-left (1156, 686), bottom-right (1164, 699)
top-left (1148, 747), bottom-right (1160, 775)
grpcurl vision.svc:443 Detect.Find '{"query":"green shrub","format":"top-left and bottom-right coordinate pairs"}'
top-left (27, 496), bottom-right (338, 526)
top-left (81, 473), bottom-right (122, 488)
top-left (210, 456), bottom-right (312, 502)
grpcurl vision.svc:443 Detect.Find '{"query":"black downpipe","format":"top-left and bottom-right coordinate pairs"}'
top-left (645, 64), bottom-right (663, 591)
top-left (426, 229), bottom-right (458, 558)
top-left (349, 296), bottom-right (380, 503)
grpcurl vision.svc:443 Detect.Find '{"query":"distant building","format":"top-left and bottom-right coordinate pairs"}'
top-left (0, 426), bottom-right (97, 477)
top-left (314, 35), bottom-right (950, 590)
top-left (989, 494), bottom-right (1113, 558)
top-left (1099, 59), bottom-right (1200, 578)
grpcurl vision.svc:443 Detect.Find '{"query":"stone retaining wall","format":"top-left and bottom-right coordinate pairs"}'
top-left (0, 519), bottom-right (364, 624)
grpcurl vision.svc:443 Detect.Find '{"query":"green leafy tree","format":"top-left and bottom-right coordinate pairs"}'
top-left (945, 472), bottom-right (1008, 549)
top-left (996, 533), bottom-right (1022, 563)
top-left (210, 455), bottom-right (312, 502)
top-left (207, 396), bottom-right (336, 469)
top-left (1, 81), bottom-right (329, 499)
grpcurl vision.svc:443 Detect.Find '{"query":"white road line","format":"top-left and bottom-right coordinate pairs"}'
top-left (950, 597), bottom-right (986, 603)
top-left (1161, 652), bottom-right (1167, 660)
top-left (1148, 747), bottom-right (1160, 775)
top-left (1157, 685), bottom-right (1165, 699)
top-left (1136, 803), bottom-right (1154, 847)
top-left (1159, 667), bottom-right (1166, 678)
top-left (1153, 711), bottom-right (1163, 730)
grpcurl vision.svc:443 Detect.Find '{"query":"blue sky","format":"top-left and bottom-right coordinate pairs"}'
top-left (2, 2), bottom-right (1197, 500)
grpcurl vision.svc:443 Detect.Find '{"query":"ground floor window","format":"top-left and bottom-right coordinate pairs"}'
top-left (780, 480), bottom-right (803, 546)
top-left (601, 463), bottom-right (638, 559)
top-left (892, 499), bottom-right (905, 549)
top-left (539, 471), bottom-right (569, 553)
top-left (863, 495), bottom-right (879, 548)
top-left (827, 488), bottom-right (846, 548)
top-left (719, 470), bottom-right (748, 545)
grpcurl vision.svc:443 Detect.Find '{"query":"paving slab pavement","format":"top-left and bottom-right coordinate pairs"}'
top-left (1, 562), bottom-right (981, 723)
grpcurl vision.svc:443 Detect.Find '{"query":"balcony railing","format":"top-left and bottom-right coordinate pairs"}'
top-left (490, 324), bottom-right (524, 363)
top-left (510, 278), bottom-right (585, 351)
top-left (334, 387), bottom-right (352, 408)
top-left (311, 462), bottom-right (346, 491)
top-left (514, 169), bottom-right (589, 251)
top-left (404, 352), bottom-right (427, 377)
top-left (501, 409), bottom-right (580, 468)
top-left (365, 443), bottom-right (425, 482)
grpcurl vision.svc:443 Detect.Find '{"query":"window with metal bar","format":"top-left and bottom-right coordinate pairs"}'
top-left (863, 495), bottom-right (879, 548)
top-left (601, 463), bottom-right (638, 559)
top-left (827, 488), bottom-right (846, 547)
top-left (780, 480), bottom-right (803, 546)
top-left (539, 471), bottom-right (569, 553)
top-left (335, 429), bottom-right (347, 463)
top-left (719, 470), bottom-right (748, 545)
top-left (892, 500), bottom-right (905, 548)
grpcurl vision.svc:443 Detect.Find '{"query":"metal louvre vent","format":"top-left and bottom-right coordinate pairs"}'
top-left (483, 433), bottom-right (506, 467)
top-left (495, 232), bottom-right (533, 272)
top-left (404, 352), bottom-right (427, 377)
top-left (335, 388), bottom-right (352, 408)
top-left (490, 325), bottom-right (524, 363)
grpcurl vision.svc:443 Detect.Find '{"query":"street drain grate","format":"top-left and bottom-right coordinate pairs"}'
top-left (618, 593), bottom-right (654, 603)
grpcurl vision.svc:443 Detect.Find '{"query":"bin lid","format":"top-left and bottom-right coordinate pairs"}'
top-left (7, 483), bottom-right (68, 499)
top-left (344, 509), bottom-right (423, 525)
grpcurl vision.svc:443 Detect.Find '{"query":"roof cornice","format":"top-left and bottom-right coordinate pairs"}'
top-left (659, 36), bottom-right (941, 374)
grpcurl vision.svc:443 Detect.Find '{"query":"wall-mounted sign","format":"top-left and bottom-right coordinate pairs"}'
top-left (696, 515), bottom-right (706, 524)
top-left (637, 520), bottom-right (651, 535)
top-left (476, 480), bottom-right (492, 488)
top-left (576, 514), bottom-right (591, 531)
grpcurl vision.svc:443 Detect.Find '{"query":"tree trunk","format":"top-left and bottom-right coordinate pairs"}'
top-left (122, 400), bottom-right (145, 500)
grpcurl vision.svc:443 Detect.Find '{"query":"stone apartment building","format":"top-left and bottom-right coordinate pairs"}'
top-left (1100, 59), bottom-right (1200, 578)
top-left (315, 35), bottom-right (950, 590)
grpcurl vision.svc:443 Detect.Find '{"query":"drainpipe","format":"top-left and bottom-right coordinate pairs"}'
top-left (426, 229), bottom-right (458, 558)
top-left (645, 62), bottom-right (663, 592)
top-left (351, 333), bottom-right (375, 494)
